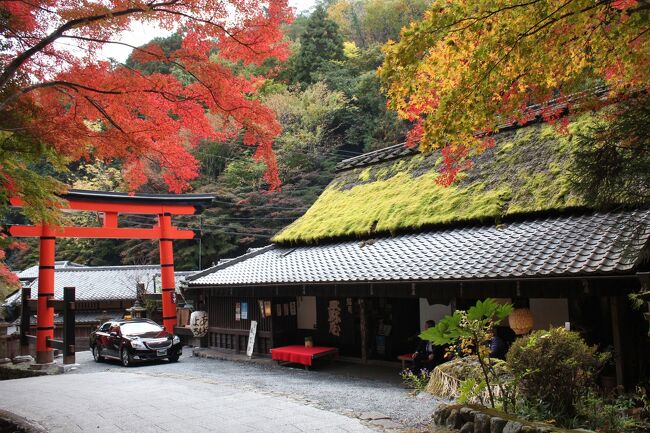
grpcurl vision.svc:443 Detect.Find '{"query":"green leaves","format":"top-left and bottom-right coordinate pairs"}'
top-left (420, 310), bottom-right (464, 345)
top-left (468, 298), bottom-right (513, 322)
top-left (421, 298), bottom-right (513, 345)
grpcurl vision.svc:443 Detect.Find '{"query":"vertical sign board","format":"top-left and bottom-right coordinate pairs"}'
top-left (246, 320), bottom-right (257, 358)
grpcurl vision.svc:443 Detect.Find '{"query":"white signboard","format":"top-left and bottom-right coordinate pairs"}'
top-left (246, 320), bottom-right (257, 358)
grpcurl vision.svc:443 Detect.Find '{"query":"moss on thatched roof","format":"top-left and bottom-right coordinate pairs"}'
top-left (273, 118), bottom-right (596, 244)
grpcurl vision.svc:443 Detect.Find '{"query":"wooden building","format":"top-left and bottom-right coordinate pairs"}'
top-left (184, 116), bottom-right (650, 387)
top-left (4, 263), bottom-right (193, 350)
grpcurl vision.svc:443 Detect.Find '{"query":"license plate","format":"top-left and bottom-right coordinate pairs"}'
top-left (157, 349), bottom-right (167, 356)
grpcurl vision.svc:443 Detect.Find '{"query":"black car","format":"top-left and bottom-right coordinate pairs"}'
top-left (90, 319), bottom-right (182, 366)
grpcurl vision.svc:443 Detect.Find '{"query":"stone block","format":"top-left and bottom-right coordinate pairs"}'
top-left (359, 411), bottom-right (390, 420)
top-left (461, 422), bottom-right (475, 433)
top-left (12, 355), bottom-right (33, 364)
top-left (503, 421), bottom-right (523, 433)
top-left (490, 417), bottom-right (507, 433)
top-left (460, 407), bottom-right (475, 423)
top-left (433, 404), bottom-right (451, 426)
top-left (474, 413), bottom-right (491, 433)
top-left (447, 409), bottom-right (464, 430)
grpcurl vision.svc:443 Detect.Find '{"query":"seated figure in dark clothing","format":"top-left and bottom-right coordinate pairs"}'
top-left (488, 326), bottom-right (513, 360)
top-left (412, 320), bottom-right (445, 372)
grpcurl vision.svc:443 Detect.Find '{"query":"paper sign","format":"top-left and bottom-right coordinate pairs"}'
top-left (258, 300), bottom-right (265, 318)
top-left (241, 302), bottom-right (248, 320)
top-left (246, 320), bottom-right (257, 358)
top-left (235, 302), bottom-right (241, 321)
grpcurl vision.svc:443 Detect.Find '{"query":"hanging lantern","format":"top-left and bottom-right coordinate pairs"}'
top-left (189, 311), bottom-right (208, 337)
top-left (509, 308), bottom-right (534, 335)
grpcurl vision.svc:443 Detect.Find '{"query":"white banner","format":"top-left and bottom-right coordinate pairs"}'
top-left (246, 320), bottom-right (257, 358)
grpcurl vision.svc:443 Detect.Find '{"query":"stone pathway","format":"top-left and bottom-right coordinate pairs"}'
top-left (0, 371), bottom-right (377, 433)
top-left (0, 350), bottom-right (444, 432)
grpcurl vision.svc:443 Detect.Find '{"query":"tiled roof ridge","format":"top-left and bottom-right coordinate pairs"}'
top-left (336, 85), bottom-right (610, 172)
top-left (186, 208), bottom-right (650, 288)
top-left (185, 245), bottom-right (276, 282)
top-left (51, 264), bottom-right (163, 272)
top-left (274, 204), bottom-right (649, 247)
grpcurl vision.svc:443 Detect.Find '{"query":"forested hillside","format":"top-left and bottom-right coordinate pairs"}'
top-left (7, 0), bottom-right (430, 272)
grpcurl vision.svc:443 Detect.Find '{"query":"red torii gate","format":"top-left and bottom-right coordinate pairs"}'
top-left (9, 189), bottom-right (214, 364)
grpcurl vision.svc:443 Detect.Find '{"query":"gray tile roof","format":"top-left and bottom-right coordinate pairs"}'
top-left (5, 265), bottom-right (193, 304)
top-left (336, 143), bottom-right (416, 172)
top-left (17, 261), bottom-right (86, 280)
top-left (21, 311), bottom-right (124, 326)
top-left (186, 209), bottom-right (650, 286)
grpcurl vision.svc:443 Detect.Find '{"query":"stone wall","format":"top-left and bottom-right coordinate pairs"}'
top-left (432, 404), bottom-right (594, 433)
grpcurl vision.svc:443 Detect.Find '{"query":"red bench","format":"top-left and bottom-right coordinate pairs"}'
top-left (271, 345), bottom-right (339, 369)
top-left (398, 353), bottom-right (415, 370)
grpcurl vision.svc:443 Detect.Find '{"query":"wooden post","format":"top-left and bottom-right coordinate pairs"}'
top-left (36, 226), bottom-right (55, 364)
top-left (158, 213), bottom-right (177, 333)
top-left (63, 287), bottom-right (75, 365)
top-left (20, 287), bottom-right (30, 355)
top-left (359, 298), bottom-right (368, 363)
top-left (610, 296), bottom-right (624, 387)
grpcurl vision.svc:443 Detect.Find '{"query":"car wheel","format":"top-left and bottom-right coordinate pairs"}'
top-left (168, 354), bottom-right (180, 363)
top-left (92, 345), bottom-right (103, 362)
top-left (120, 348), bottom-right (132, 367)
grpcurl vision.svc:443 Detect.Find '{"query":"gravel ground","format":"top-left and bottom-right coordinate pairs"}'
top-left (68, 349), bottom-right (442, 430)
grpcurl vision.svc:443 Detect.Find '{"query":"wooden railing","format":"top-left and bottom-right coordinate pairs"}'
top-left (21, 286), bottom-right (76, 364)
top-left (207, 327), bottom-right (272, 355)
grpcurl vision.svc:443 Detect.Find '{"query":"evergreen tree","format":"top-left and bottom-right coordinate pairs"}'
top-left (294, 7), bottom-right (344, 84)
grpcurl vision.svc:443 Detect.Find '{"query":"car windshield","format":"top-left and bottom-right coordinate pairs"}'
top-left (121, 322), bottom-right (163, 336)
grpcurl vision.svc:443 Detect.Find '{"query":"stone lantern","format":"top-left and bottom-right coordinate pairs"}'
top-left (127, 283), bottom-right (147, 319)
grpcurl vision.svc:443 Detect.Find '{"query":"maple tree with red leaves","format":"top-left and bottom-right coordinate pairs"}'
top-left (1, 0), bottom-right (292, 192)
top-left (0, 0), bottom-right (293, 289)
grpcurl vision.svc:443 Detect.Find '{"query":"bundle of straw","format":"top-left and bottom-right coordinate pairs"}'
top-left (426, 356), bottom-right (509, 404)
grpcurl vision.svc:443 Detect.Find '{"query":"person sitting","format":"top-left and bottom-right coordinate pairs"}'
top-left (488, 326), bottom-right (511, 359)
top-left (412, 320), bottom-right (444, 372)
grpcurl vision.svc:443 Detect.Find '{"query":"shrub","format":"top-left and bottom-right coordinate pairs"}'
top-left (401, 368), bottom-right (431, 392)
top-left (506, 327), bottom-right (609, 418)
top-left (573, 390), bottom-right (643, 433)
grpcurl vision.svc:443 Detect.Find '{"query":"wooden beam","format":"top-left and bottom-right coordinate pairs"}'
top-left (359, 298), bottom-right (368, 364)
top-left (610, 296), bottom-right (625, 387)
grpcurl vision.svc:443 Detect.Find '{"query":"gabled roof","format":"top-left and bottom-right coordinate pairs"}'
top-left (5, 265), bottom-right (194, 304)
top-left (187, 209), bottom-right (650, 287)
top-left (273, 116), bottom-right (614, 244)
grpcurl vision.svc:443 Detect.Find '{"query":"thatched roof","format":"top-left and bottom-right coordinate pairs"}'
top-left (274, 116), bottom-right (607, 245)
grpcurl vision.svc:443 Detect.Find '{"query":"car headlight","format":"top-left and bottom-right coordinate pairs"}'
top-left (130, 339), bottom-right (146, 350)
top-left (172, 336), bottom-right (180, 344)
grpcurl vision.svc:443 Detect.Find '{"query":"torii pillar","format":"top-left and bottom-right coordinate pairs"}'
top-left (158, 213), bottom-right (178, 331)
top-left (10, 190), bottom-right (214, 364)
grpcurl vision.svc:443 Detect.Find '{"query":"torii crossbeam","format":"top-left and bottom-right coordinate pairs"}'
top-left (9, 189), bottom-right (214, 364)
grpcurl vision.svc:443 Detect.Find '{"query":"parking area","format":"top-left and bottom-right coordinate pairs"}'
top-left (0, 350), bottom-right (441, 433)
